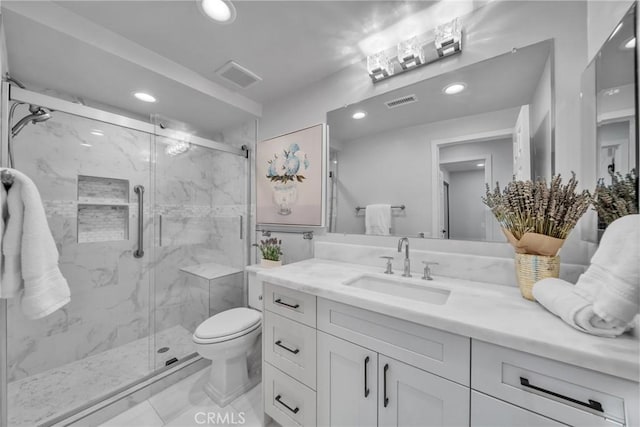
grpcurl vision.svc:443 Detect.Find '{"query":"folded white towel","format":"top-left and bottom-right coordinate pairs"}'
top-left (0, 168), bottom-right (70, 319)
top-left (365, 204), bottom-right (391, 236)
top-left (533, 214), bottom-right (639, 337)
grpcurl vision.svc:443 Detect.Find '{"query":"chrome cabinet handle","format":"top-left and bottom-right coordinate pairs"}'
top-left (133, 185), bottom-right (144, 258)
top-left (364, 356), bottom-right (370, 398)
top-left (520, 377), bottom-right (603, 413)
top-left (275, 340), bottom-right (300, 354)
top-left (275, 395), bottom-right (299, 414)
top-left (274, 298), bottom-right (300, 309)
top-left (383, 363), bottom-right (389, 407)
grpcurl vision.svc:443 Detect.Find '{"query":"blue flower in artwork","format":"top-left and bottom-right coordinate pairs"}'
top-left (285, 156), bottom-right (300, 175)
top-left (267, 162), bottom-right (277, 177)
top-left (303, 156), bottom-right (309, 169)
top-left (288, 143), bottom-right (300, 154)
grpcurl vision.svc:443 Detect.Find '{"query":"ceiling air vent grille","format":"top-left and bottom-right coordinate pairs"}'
top-left (385, 94), bottom-right (417, 109)
top-left (215, 61), bottom-right (262, 89)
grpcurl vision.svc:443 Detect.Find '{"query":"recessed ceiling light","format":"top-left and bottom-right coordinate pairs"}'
top-left (352, 111), bottom-right (367, 120)
top-left (133, 92), bottom-right (157, 103)
top-left (200, 0), bottom-right (236, 24)
top-left (90, 129), bottom-right (104, 136)
top-left (625, 37), bottom-right (636, 49)
top-left (476, 163), bottom-right (484, 167)
top-left (443, 83), bottom-right (466, 95)
top-left (81, 143), bottom-right (92, 147)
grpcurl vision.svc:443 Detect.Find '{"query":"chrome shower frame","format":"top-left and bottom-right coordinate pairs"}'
top-left (0, 82), bottom-right (252, 427)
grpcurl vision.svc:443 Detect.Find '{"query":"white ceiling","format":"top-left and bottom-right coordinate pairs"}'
top-left (328, 39), bottom-right (551, 142)
top-left (1, 0), bottom-right (461, 138)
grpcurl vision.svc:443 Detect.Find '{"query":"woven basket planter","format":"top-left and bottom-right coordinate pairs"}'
top-left (514, 253), bottom-right (560, 300)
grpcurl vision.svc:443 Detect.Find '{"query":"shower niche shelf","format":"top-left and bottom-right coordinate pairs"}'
top-left (77, 175), bottom-right (130, 243)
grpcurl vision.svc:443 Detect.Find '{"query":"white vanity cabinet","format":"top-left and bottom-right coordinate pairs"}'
top-left (261, 279), bottom-right (639, 427)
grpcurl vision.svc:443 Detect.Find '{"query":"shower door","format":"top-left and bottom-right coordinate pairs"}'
top-left (151, 132), bottom-right (248, 369)
top-left (5, 108), bottom-right (155, 427)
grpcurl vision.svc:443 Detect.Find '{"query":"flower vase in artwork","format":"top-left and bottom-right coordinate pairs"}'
top-left (266, 142), bottom-right (309, 216)
top-left (272, 181), bottom-right (298, 215)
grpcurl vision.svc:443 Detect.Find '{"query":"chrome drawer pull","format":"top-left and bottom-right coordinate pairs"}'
top-left (275, 395), bottom-right (300, 414)
top-left (274, 298), bottom-right (300, 309)
top-left (275, 340), bottom-right (300, 354)
top-left (519, 377), bottom-right (604, 413)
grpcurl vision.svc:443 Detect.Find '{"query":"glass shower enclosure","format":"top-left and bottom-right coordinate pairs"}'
top-left (0, 84), bottom-right (252, 426)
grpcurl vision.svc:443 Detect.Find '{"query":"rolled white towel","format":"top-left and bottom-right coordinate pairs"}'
top-left (533, 278), bottom-right (630, 338)
top-left (533, 214), bottom-right (639, 338)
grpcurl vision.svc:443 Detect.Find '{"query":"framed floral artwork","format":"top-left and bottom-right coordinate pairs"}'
top-left (257, 124), bottom-right (326, 227)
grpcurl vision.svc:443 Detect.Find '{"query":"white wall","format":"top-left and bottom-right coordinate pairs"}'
top-left (530, 55), bottom-right (553, 180)
top-left (587, 0), bottom-right (636, 62)
top-left (448, 169), bottom-right (486, 240)
top-left (440, 137), bottom-right (513, 241)
top-left (334, 108), bottom-right (518, 236)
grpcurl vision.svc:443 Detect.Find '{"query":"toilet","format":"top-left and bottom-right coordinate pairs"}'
top-left (193, 274), bottom-right (262, 407)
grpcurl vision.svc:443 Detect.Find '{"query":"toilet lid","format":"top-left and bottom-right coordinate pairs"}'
top-left (194, 308), bottom-right (261, 340)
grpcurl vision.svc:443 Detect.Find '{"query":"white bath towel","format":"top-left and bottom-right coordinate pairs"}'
top-left (365, 204), bottom-right (391, 236)
top-left (0, 168), bottom-right (70, 319)
top-left (533, 214), bottom-right (639, 337)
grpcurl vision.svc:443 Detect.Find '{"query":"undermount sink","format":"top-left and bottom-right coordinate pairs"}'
top-left (343, 274), bottom-right (450, 305)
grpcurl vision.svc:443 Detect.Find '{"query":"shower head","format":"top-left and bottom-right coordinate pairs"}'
top-left (11, 106), bottom-right (51, 137)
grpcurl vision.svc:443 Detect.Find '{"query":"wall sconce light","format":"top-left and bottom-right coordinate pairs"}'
top-left (367, 52), bottom-right (395, 82)
top-left (397, 36), bottom-right (425, 70)
top-left (366, 17), bottom-right (463, 83)
top-left (435, 18), bottom-right (462, 57)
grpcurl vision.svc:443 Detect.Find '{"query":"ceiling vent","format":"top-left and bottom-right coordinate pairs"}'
top-left (215, 61), bottom-right (262, 89)
top-left (385, 94), bottom-right (417, 109)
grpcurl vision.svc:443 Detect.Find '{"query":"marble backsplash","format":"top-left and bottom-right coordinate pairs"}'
top-left (7, 110), bottom-right (247, 383)
top-left (314, 240), bottom-right (587, 287)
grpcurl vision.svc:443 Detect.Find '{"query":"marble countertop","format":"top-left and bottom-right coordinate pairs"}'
top-left (256, 258), bottom-right (639, 382)
top-left (179, 262), bottom-right (242, 280)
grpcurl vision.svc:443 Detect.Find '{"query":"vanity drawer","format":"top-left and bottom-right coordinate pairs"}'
top-left (471, 390), bottom-right (566, 426)
top-left (471, 340), bottom-right (639, 427)
top-left (264, 282), bottom-right (316, 327)
top-left (317, 298), bottom-right (470, 386)
top-left (264, 362), bottom-right (316, 427)
top-left (264, 310), bottom-right (317, 389)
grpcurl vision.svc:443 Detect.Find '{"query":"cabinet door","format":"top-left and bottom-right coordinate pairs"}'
top-left (317, 331), bottom-right (378, 427)
top-left (379, 355), bottom-right (470, 427)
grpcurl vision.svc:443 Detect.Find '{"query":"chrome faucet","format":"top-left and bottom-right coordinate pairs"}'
top-left (397, 237), bottom-right (411, 277)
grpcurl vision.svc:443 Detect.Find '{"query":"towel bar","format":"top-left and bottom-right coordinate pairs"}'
top-left (355, 205), bottom-right (405, 212)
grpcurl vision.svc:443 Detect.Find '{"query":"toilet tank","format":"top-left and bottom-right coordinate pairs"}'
top-left (247, 269), bottom-right (263, 311)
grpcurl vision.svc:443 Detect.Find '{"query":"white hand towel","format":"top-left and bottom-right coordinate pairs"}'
top-left (533, 214), bottom-right (639, 337)
top-left (0, 168), bottom-right (70, 319)
top-left (365, 204), bottom-right (391, 236)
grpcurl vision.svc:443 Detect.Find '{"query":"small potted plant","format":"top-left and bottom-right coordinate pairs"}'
top-left (482, 173), bottom-right (591, 300)
top-left (254, 238), bottom-right (283, 268)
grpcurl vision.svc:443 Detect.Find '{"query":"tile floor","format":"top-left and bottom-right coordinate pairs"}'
top-left (8, 326), bottom-right (195, 426)
top-left (100, 367), bottom-right (263, 427)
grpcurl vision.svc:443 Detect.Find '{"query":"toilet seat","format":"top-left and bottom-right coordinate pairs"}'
top-left (193, 308), bottom-right (261, 344)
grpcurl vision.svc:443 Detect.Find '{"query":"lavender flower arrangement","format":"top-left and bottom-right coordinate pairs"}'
top-left (482, 173), bottom-right (592, 241)
top-left (592, 169), bottom-right (638, 226)
top-left (254, 238), bottom-right (283, 261)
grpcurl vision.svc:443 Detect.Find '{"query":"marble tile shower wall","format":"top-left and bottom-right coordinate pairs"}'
top-left (7, 113), bottom-right (247, 382)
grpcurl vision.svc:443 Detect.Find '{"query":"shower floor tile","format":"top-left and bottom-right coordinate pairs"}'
top-left (8, 325), bottom-right (196, 427)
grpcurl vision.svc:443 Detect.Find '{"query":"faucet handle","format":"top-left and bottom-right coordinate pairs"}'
top-left (421, 261), bottom-right (438, 280)
top-left (380, 256), bottom-right (394, 274)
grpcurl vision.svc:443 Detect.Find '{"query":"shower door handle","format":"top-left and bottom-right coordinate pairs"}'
top-left (134, 185), bottom-right (145, 258)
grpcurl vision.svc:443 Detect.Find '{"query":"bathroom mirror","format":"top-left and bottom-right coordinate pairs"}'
top-left (581, 4), bottom-right (638, 241)
top-left (327, 39), bottom-right (554, 241)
